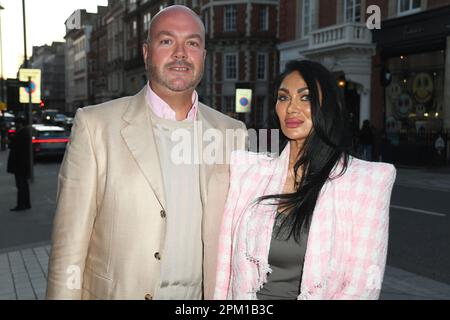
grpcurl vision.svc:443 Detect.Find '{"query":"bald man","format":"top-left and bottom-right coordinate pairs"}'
top-left (46, 5), bottom-right (246, 300)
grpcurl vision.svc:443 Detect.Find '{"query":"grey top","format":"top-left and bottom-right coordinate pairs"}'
top-left (256, 212), bottom-right (308, 300)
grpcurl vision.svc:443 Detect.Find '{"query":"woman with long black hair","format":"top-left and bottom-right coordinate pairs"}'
top-left (214, 60), bottom-right (396, 300)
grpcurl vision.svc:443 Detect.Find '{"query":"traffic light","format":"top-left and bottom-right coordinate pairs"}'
top-left (40, 99), bottom-right (45, 108)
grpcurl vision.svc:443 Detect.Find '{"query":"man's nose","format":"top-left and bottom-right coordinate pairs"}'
top-left (173, 43), bottom-right (187, 60)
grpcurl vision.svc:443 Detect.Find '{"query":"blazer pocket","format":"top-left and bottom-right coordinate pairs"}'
top-left (83, 267), bottom-right (113, 299)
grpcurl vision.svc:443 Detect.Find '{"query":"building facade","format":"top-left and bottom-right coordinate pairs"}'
top-left (200, 0), bottom-right (279, 129)
top-left (64, 9), bottom-right (98, 112)
top-left (88, 6), bottom-right (109, 105)
top-left (29, 42), bottom-right (66, 110)
top-left (278, 0), bottom-right (450, 164)
top-left (372, 0), bottom-right (450, 165)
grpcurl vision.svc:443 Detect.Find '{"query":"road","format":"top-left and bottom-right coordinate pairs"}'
top-left (0, 151), bottom-right (60, 250)
top-left (0, 150), bottom-right (449, 285)
top-left (388, 184), bottom-right (450, 285)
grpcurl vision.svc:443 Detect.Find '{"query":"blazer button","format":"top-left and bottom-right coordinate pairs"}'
top-left (144, 293), bottom-right (153, 300)
top-left (154, 252), bottom-right (161, 260)
top-left (160, 210), bottom-right (166, 218)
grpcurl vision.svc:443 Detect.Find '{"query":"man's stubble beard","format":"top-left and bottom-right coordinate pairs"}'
top-left (148, 59), bottom-right (204, 92)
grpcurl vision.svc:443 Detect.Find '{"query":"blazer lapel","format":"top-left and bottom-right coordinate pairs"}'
top-left (121, 87), bottom-right (166, 210)
top-left (196, 105), bottom-right (216, 206)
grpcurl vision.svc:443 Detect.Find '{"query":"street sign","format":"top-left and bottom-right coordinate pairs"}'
top-left (235, 88), bottom-right (252, 113)
top-left (19, 69), bottom-right (41, 104)
top-left (0, 102), bottom-right (6, 111)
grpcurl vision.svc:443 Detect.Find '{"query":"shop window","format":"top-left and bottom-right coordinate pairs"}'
top-left (398, 0), bottom-right (421, 16)
top-left (384, 50), bottom-right (445, 143)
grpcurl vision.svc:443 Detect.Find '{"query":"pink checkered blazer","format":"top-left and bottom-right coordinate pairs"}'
top-left (214, 145), bottom-right (396, 300)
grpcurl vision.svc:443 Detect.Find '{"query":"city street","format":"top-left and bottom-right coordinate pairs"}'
top-left (0, 149), bottom-right (449, 299)
top-left (0, 150), bottom-right (60, 250)
top-left (388, 184), bottom-right (450, 285)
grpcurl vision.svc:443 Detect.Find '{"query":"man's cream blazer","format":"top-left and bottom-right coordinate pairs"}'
top-left (46, 87), bottom-right (247, 300)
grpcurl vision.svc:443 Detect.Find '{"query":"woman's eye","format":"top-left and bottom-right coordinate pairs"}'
top-left (277, 95), bottom-right (289, 101)
top-left (300, 95), bottom-right (310, 101)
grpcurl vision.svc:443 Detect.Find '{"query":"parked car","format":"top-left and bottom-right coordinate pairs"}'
top-left (53, 113), bottom-right (67, 125)
top-left (32, 124), bottom-right (69, 158)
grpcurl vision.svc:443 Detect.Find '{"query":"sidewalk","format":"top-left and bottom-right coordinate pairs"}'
top-left (0, 242), bottom-right (449, 300)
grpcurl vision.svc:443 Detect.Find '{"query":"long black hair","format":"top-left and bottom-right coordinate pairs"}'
top-left (259, 60), bottom-right (354, 242)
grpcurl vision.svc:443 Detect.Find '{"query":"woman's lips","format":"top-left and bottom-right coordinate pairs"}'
top-left (285, 119), bottom-right (304, 128)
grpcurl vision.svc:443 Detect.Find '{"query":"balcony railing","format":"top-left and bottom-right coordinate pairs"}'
top-left (308, 23), bottom-right (372, 51)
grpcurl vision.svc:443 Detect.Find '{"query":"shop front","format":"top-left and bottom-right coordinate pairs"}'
top-left (373, 6), bottom-right (450, 166)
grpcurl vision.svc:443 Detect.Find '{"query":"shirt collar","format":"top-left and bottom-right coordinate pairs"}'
top-left (146, 82), bottom-right (198, 121)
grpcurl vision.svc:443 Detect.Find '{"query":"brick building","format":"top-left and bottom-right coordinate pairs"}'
top-left (200, 0), bottom-right (279, 129)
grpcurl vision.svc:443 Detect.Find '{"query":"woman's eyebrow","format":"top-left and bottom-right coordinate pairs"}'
top-left (297, 87), bottom-right (309, 94)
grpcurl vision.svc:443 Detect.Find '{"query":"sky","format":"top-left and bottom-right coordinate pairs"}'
top-left (0, 0), bottom-right (108, 79)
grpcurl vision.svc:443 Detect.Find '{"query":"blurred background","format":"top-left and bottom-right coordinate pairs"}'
top-left (0, 0), bottom-right (449, 300)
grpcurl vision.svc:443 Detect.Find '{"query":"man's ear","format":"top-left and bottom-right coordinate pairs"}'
top-left (142, 42), bottom-right (149, 71)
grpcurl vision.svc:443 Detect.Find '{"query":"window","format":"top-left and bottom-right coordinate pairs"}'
top-left (302, 0), bottom-right (316, 37)
top-left (256, 96), bottom-right (266, 127)
top-left (129, 0), bottom-right (137, 11)
top-left (143, 12), bottom-right (151, 33)
top-left (222, 96), bottom-right (235, 114)
top-left (257, 53), bottom-right (267, 80)
top-left (159, 2), bottom-right (167, 11)
top-left (203, 10), bottom-right (209, 34)
top-left (130, 19), bottom-right (137, 38)
top-left (224, 53), bottom-right (238, 80)
top-left (344, 0), bottom-right (361, 22)
top-left (259, 6), bottom-right (269, 31)
top-left (224, 5), bottom-right (237, 32)
top-left (398, 0), bottom-right (421, 15)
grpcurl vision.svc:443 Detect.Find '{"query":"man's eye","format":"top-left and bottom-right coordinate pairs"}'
top-left (188, 41), bottom-right (200, 47)
top-left (160, 39), bottom-right (172, 45)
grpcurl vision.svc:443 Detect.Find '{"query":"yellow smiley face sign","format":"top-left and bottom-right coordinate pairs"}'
top-left (412, 72), bottom-right (434, 103)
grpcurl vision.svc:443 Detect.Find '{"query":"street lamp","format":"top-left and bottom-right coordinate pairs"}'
top-left (0, 4), bottom-right (5, 151)
top-left (22, 0), bottom-right (28, 68)
top-left (0, 4), bottom-right (4, 102)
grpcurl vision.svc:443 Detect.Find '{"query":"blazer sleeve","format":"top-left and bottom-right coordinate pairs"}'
top-left (333, 164), bottom-right (396, 300)
top-left (46, 108), bottom-right (98, 300)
